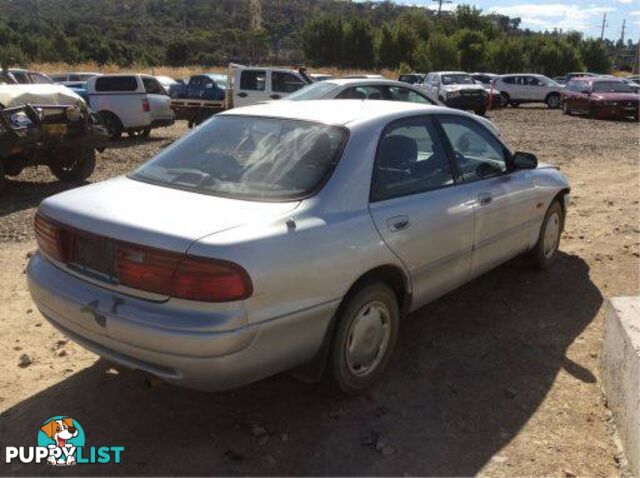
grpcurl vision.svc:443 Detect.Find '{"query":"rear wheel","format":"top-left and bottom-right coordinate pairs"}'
top-left (545, 93), bottom-right (560, 109)
top-left (500, 92), bottom-right (510, 106)
top-left (98, 111), bottom-right (123, 139)
top-left (329, 282), bottom-right (399, 394)
top-left (475, 106), bottom-right (487, 116)
top-left (529, 200), bottom-right (564, 269)
top-left (49, 145), bottom-right (96, 182)
top-left (510, 100), bottom-right (520, 108)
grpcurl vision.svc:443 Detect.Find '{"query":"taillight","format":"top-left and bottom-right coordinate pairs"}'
top-left (115, 244), bottom-right (178, 296)
top-left (34, 213), bottom-right (70, 262)
top-left (34, 213), bottom-right (253, 302)
top-left (173, 257), bottom-right (253, 302)
top-left (142, 98), bottom-right (150, 112)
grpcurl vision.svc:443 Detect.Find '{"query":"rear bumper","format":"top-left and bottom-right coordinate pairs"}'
top-left (593, 103), bottom-right (639, 118)
top-left (151, 118), bottom-right (175, 128)
top-left (27, 253), bottom-right (338, 391)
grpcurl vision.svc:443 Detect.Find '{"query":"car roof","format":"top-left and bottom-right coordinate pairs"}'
top-left (323, 78), bottom-right (423, 87)
top-left (223, 99), bottom-right (454, 126)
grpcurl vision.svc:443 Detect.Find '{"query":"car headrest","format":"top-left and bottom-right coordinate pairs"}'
top-left (378, 135), bottom-right (417, 169)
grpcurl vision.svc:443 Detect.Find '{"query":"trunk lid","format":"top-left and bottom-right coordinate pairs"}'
top-left (39, 176), bottom-right (299, 299)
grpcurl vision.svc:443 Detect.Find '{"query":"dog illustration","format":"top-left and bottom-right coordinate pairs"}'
top-left (40, 417), bottom-right (78, 465)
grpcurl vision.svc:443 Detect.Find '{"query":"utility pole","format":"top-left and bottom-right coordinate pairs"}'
top-left (600, 12), bottom-right (607, 41)
top-left (620, 19), bottom-right (626, 45)
top-left (432, 0), bottom-right (453, 15)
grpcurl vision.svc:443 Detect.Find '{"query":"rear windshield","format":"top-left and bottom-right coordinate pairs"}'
top-left (285, 82), bottom-right (338, 101)
top-left (130, 116), bottom-right (348, 201)
top-left (592, 81), bottom-right (633, 93)
top-left (95, 76), bottom-right (138, 92)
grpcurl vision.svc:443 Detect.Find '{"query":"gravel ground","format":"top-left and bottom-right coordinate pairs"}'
top-left (0, 107), bottom-right (638, 476)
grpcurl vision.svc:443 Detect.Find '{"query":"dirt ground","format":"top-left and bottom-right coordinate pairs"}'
top-left (0, 107), bottom-right (638, 476)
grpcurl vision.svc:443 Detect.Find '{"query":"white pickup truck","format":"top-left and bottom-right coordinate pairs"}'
top-left (85, 74), bottom-right (174, 139)
top-left (170, 64), bottom-right (312, 127)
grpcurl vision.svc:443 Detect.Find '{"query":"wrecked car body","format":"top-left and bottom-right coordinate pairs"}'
top-left (0, 84), bottom-right (108, 190)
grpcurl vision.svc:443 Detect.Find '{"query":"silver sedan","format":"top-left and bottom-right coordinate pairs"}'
top-left (285, 78), bottom-right (442, 105)
top-left (27, 100), bottom-right (570, 393)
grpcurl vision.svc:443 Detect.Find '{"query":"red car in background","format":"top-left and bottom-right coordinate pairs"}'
top-left (562, 77), bottom-right (639, 120)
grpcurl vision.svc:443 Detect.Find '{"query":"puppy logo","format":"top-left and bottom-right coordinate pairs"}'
top-left (37, 416), bottom-right (85, 466)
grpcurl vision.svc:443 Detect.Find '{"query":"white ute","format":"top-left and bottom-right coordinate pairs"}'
top-left (85, 74), bottom-right (174, 139)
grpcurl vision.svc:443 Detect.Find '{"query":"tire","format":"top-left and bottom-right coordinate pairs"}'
top-left (510, 101), bottom-right (520, 108)
top-left (562, 100), bottom-right (572, 115)
top-left (529, 200), bottom-right (564, 269)
top-left (128, 128), bottom-right (151, 138)
top-left (545, 93), bottom-right (560, 109)
top-left (98, 111), bottom-right (123, 139)
top-left (49, 145), bottom-right (96, 182)
top-left (328, 281), bottom-right (400, 394)
top-left (0, 161), bottom-right (6, 193)
top-left (475, 106), bottom-right (487, 116)
top-left (500, 92), bottom-right (510, 107)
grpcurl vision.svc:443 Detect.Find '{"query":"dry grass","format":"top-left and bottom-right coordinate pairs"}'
top-left (28, 62), bottom-right (399, 79)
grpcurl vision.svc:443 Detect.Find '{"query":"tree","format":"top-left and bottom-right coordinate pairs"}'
top-left (487, 36), bottom-right (525, 73)
top-left (375, 23), bottom-right (396, 68)
top-left (581, 39), bottom-right (611, 73)
top-left (412, 40), bottom-right (432, 72)
top-left (426, 33), bottom-right (458, 71)
top-left (341, 17), bottom-right (374, 68)
top-left (302, 15), bottom-right (343, 66)
top-left (455, 29), bottom-right (487, 71)
top-left (166, 40), bottom-right (191, 66)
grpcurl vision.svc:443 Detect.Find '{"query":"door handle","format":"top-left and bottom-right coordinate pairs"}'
top-left (387, 215), bottom-right (410, 232)
top-left (237, 92), bottom-right (248, 98)
top-left (270, 94), bottom-right (281, 100)
top-left (478, 193), bottom-right (493, 206)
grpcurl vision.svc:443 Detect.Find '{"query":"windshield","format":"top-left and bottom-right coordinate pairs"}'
top-left (131, 116), bottom-right (348, 201)
top-left (285, 82), bottom-right (338, 101)
top-left (442, 74), bottom-right (475, 85)
top-left (592, 81), bottom-right (633, 93)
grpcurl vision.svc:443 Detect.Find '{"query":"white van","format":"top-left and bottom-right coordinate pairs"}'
top-left (85, 74), bottom-right (174, 138)
top-left (230, 64), bottom-right (312, 108)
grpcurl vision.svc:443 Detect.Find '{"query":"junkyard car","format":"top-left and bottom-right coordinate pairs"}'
top-left (27, 100), bottom-right (570, 393)
top-left (0, 84), bottom-right (108, 190)
top-left (422, 72), bottom-right (489, 115)
top-left (562, 77), bottom-right (639, 120)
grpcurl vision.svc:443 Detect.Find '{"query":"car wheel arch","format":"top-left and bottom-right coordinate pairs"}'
top-left (290, 263), bottom-right (411, 384)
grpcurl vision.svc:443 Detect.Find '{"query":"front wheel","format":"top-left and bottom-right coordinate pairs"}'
top-left (475, 106), bottom-right (487, 116)
top-left (562, 100), bottom-right (572, 115)
top-left (128, 128), bottom-right (151, 138)
top-left (49, 145), bottom-right (96, 182)
top-left (329, 282), bottom-right (399, 394)
top-left (528, 200), bottom-right (564, 269)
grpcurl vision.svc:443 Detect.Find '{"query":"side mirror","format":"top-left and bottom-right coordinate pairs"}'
top-left (512, 151), bottom-right (538, 170)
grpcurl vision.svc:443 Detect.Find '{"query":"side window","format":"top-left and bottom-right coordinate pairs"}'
top-left (371, 119), bottom-right (454, 202)
top-left (526, 76), bottom-right (540, 86)
top-left (502, 76), bottom-right (515, 85)
top-left (271, 72), bottom-right (305, 93)
top-left (387, 86), bottom-right (431, 104)
top-left (336, 86), bottom-right (386, 100)
top-left (95, 76), bottom-right (138, 92)
top-left (29, 73), bottom-right (51, 84)
top-left (142, 77), bottom-right (164, 95)
top-left (240, 70), bottom-right (266, 91)
top-left (438, 116), bottom-right (508, 182)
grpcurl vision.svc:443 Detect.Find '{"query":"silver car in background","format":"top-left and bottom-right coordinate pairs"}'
top-left (284, 78), bottom-right (441, 105)
top-left (27, 100), bottom-right (570, 393)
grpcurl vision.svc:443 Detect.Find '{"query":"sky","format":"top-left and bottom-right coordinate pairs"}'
top-left (390, 0), bottom-right (640, 41)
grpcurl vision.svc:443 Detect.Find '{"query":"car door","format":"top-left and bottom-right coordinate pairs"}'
top-left (271, 71), bottom-right (306, 100)
top-left (435, 114), bottom-right (539, 277)
top-left (142, 77), bottom-right (173, 121)
top-left (234, 69), bottom-right (268, 107)
top-left (368, 116), bottom-right (476, 308)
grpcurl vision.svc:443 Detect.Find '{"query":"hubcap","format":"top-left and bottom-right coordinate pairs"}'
top-left (345, 301), bottom-right (391, 377)
top-left (549, 96), bottom-right (559, 108)
top-left (543, 212), bottom-right (561, 259)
